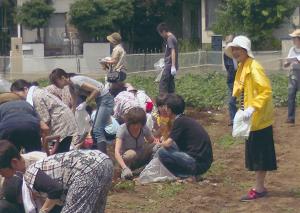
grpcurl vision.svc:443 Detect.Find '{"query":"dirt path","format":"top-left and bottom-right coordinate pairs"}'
top-left (106, 108), bottom-right (300, 213)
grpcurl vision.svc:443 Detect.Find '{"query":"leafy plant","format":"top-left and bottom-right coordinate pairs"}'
top-left (17, 0), bottom-right (54, 42)
top-left (69, 0), bottom-right (134, 41)
top-left (37, 72), bottom-right (298, 109)
top-left (212, 0), bottom-right (300, 50)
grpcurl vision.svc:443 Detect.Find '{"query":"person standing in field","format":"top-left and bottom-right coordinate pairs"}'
top-left (284, 29), bottom-right (300, 124)
top-left (224, 35), bottom-right (238, 126)
top-left (225, 35), bottom-right (277, 201)
top-left (157, 23), bottom-right (178, 94)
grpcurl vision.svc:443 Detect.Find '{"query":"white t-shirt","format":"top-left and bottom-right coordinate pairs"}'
top-left (70, 76), bottom-right (108, 97)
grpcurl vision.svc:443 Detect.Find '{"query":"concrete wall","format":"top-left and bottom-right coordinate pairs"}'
top-left (51, 0), bottom-right (76, 13)
top-left (17, 42), bottom-right (110, 75)
top-left (23, 43), bottom-right (44, 57)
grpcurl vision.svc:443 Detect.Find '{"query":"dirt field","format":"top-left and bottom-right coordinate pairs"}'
top-left (106, 108), bottom-right (300, 213)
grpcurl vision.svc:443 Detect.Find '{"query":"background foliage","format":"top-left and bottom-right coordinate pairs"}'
top-left (17, 0), bottom-right (54, 42)
top-left (69, 0), bottom-right (134, 41)
top-left (212, 0), bottom-right (300, 50)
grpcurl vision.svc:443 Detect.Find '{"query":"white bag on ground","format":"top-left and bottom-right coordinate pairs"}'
top-left (138, 157), bottom-right (176, 184)
top-left (75, 109), bottom-right (91, 135)
top-left (154, 58), bottom-right (165, 83)
top-left (232, 109), bottom-right (251, 138)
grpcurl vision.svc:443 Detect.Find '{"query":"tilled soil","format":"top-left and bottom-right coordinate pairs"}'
top-left (106, 108), bottom-right (300, 213)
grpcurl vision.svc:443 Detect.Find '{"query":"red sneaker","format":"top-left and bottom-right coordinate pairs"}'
top-left (240, 188), bottom-right (267, 202)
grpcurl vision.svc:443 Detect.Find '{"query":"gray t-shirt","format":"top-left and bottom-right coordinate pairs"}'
top-left (164, 34), bottom-right (178, 69)
top-left (116, 124), bottom-right (151, 153)
top-left (70, 76), bottom-right (108, 97)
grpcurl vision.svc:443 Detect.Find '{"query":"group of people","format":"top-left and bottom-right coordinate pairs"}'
top-left (0, 21), bottom-right (298, 212)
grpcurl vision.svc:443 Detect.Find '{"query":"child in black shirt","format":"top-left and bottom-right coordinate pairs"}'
top-left (158, 94), bottom-right (213, 179)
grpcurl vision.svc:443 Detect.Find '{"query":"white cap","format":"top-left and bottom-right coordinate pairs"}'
top-left (224, 35), bottom-right (254, 59)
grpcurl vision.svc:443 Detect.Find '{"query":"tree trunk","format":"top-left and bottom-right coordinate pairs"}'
top-left (37, 27), bottom-right (41, 43)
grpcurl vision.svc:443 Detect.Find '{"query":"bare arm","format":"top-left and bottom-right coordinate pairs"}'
top-left (80, 83), bottom-right (100, 104)
top-left (171, 49), bottom-right (176, 68)
top-left (115, 138), bottom-right (127, 169)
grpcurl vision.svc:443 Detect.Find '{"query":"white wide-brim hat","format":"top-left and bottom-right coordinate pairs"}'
top-left (224, 35), bottom-right (254, 59)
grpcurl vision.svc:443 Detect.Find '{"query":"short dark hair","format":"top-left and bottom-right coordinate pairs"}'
top-left (156, 94), bottom-right (168, 107)
top-left (0, 140), bottom-right (20, 169)
top-left (125, 107), bottom-right (147, 126)
top-left (10, 79), bottom-right (31, 92)
top-left (49, 68), bottom-right (77, 85)
top-left (49, 68), bottom-right (68, 85)
top-left (165, 94), bottom-right (185, 115)
top-left (157, 22), bottom-right (169, 33)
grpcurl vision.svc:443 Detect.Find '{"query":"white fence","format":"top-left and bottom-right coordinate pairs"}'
top-left (0, 50), bottom-right (288, 80)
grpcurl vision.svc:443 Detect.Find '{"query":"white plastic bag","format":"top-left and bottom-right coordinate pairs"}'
top-left (232, 109), bottom-right (251, 138)
top-left (0, 79), bottom-right (11, 93)
top-left (138, 158), bottom-right (176, 184)
top-left (75, 109), bottom-right (91, 135)
top-left (22, 178), bottom-right (37, 213)
top-left (154, 58), bottom-right (164, 83)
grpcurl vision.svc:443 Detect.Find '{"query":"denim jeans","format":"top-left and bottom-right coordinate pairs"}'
top-left (157, 144), bottom-right (197, 177)
top-left (92, 93), bottom-right (114, 153)
top-left (288, 77), bottom-right (298, 121)
top-left (228, 82), bottom-right (237, 122)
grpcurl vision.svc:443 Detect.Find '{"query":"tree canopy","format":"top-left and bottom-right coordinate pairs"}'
top-left (17, 0), bottom-right (54, 42)
top-left (69, 0), bottom-right (134, 41)
top-left (213, 0), bottom-right (300, 50)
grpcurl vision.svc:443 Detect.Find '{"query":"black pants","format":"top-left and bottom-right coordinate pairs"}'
top-left (0, 199), bottom-right (23, 213)
top-left (159, 66), bottom-right (175, 94)
top-left (0, 123), bottom-right (41, 152)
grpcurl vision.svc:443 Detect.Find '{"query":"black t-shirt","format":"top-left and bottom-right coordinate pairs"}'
top-left (170, 115), bottom-right (213, 169)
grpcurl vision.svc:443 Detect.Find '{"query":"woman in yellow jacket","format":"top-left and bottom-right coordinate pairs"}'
top-left (225, 36), bottom-right (277, 201)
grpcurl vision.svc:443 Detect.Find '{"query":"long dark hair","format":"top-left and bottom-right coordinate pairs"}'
top-left (49, 68), bottom-right (77, 85)
top-left (10, 79), bottom-right (39, 92)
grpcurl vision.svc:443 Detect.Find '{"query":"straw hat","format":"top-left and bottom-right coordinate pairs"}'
top-left (224, 35), bottom-right (254, 59)
top-left (0, 93), bottom-right (21, 105)
top-left (289, 29), bottom-right (300, 38)
top-left (107, 32), bottom-right (122, 45)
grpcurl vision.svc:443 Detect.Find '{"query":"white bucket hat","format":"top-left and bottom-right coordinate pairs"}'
top-left (225, 35), bottom-right (254, 59)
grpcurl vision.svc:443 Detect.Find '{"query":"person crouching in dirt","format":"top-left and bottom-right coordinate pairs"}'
top-left (157, 94), bottom-right (213, 181)
top-left (115, 107), bottom-right (159, 180)
top-left (0, 140), bottom-right (113, 213)
top-left (225, 35), bottom-right (277, 201)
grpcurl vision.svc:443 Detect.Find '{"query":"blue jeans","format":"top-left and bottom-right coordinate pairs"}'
top-left (228, 83), bottom-right (237, 122)
top-left (92, 93), bottom-right (114, 153)
top-left (158, 144), bottom-right (197, 177)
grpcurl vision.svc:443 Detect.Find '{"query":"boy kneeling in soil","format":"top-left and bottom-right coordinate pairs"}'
top-left (158, 94), bottom-right (213, 180)
top-left (115, 107), bottom-right (158, 180)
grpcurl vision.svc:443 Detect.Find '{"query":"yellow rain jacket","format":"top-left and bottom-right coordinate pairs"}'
top-left (233, 58), bottom-right (273, 131)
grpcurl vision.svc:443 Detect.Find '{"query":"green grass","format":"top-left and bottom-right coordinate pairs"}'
top-left (152, 182), bottom-right (185, 198)
top-left (216, 134), bottom-right (244, 149)
top-left (36, 72), bottom-right (299, 109)
top-left (203, 160), bottom-right (226, 178)
top-left (112, 180), bottom-right (135, 192)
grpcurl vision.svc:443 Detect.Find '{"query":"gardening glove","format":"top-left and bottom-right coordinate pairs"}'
top-left (243, 107), bottom-right (255, 121)
top-left (121, 167), bottom-right (133, 180)
top-left (171, 66), bottom-right (177, 76)
top-left (76, 101), bottom-right (87, 111)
